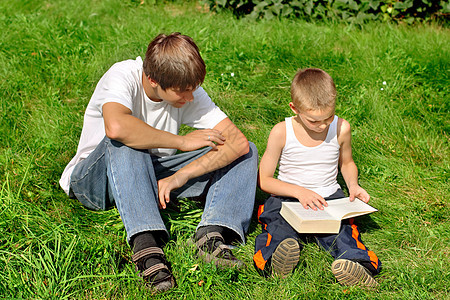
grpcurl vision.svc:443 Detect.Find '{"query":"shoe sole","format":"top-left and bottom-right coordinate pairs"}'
top-left (151, 276), bottom-right (176, 294)
top-left (272, 238), bottom-right (300, 277)
top-left (331, 259), bottom-right (378, 288)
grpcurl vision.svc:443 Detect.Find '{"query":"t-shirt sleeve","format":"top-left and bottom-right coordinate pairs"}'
top-left (90, 62), bottom-right (137, 114)
top-left (182, 87), bottom-right (228, 129)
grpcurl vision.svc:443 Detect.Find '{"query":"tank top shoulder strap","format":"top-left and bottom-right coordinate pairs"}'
top-left (284, 117), bottom-right (295, 144)
top-left (325, 115), bottom-right (338, 143)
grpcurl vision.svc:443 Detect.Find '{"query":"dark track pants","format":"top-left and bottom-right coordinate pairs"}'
top-left (253, 190), bottom-right (381, 275)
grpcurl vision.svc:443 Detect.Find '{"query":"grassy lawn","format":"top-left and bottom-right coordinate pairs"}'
top-left (0, 0), bottom-right (448, 299)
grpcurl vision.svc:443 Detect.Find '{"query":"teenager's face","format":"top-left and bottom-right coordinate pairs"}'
top-left (298, 107), bottom-right (335, 133)
top-left (153, 85), bottom-right (195, 108)
top-left (146, 75), bottom-right (196, 108)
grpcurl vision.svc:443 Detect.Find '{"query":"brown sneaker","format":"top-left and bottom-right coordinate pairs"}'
top-left (271, 238), bottom-right (300, 277)
top-left (132, 247), bottom-right (176, 294)
top-left (331, 259), bottom-right (378, 288)
top-left (193, 232), bottom-right (244, 269)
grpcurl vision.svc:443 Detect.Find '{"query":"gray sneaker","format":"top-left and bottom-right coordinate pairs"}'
top-left (271, 238), bottom-right (300, 277)
top-left (193, 232), bottom-right (244, 269)
top-left (331, 259), bottom-right (378, 288)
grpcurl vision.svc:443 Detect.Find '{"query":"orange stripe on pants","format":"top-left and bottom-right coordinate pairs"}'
top-left (350, 219), bottom-right (379, 270)
top-left (257, 204), bottom-right (265, 222)
top-left (253, 250), bottom-right (266, 270)
top-left (266, 233), bottom-right (272, 247)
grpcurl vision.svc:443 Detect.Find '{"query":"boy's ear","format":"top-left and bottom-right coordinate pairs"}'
top-left (148, 76), bottom-right (159, 88)
top-left (289, 102), bottom-right (300, 114)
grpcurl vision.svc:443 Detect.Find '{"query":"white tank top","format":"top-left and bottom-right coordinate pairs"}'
top-left (277, 116), bottom-right (341, 197)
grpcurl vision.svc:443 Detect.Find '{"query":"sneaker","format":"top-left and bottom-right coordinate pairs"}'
top-left (271, 238), bottom-right (300, 277)
top-left (193, 232), bottom-right (244, 268)
top-left (132, 247), bottom-right (176, 293)
top-left (331, 259), bottom-right (378, 288)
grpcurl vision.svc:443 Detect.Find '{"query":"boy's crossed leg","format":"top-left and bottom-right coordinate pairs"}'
top-left (254, 195), bottom-right (381, 287)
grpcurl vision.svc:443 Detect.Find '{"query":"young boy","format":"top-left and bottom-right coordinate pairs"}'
top-left (253, 68), bottom-right (381, 287)
top-left (60, 33), bottom-right (258, 293)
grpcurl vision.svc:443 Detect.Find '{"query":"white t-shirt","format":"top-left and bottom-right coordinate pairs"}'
top-left (59, 57), bottom-right (227, 195)
top-left (277, 116), bottom-right (341, 198)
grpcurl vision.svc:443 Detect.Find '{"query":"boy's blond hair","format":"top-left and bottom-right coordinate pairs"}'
top-left (143, 32), bottom-right (206, 91)
top-left (290, 68), bottom-right (336, 112)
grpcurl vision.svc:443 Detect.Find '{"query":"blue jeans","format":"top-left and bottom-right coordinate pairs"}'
top-left (70, 137), bottom-right (258, 243)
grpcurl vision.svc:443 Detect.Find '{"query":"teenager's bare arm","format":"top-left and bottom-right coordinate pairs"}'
top-left (103, 102), bottom-right (225, 151)
top-left (258, 122), bottom-right (327, 210)
top-left (338, 118), bottom-right (370, 202)
top-left (157, 117), bottom-right (250, 208)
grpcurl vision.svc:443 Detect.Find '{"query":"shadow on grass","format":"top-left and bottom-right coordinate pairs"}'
top-left (353, 214), bottom-right (381, 233)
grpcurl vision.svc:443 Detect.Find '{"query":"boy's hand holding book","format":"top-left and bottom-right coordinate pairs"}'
top-left (348, 185), bottom-right (370, 203)
top-left (295, 187), bottom-right (328, 211)
top-left (280, 197), bottom-right (378, 234)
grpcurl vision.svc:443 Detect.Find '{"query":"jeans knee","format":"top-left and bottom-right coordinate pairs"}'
top-left (246, 141), bottom-right (258, 162)
top-left (107, 138), bottom-right (130, 153)
top-left (248, 141), bottom-right (258, 156)
top-left (106, 138), bottom-right (148, 161)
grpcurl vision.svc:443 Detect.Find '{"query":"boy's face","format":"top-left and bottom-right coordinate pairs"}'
top-left (291, 103), bottom-right (335, 133)
top-left (146, 75), bottom-right (195, 108)
top-left (154, 85), bottom-right (195, 108)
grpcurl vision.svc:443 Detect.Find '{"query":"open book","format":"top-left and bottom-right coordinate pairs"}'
top-left (280, 197), bottom-right (377, 234)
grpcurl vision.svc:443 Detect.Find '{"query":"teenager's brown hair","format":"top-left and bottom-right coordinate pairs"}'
top-left (290, 68), bottom-right (336, 111)
top-left (143, 32), bottom-right (206, 91)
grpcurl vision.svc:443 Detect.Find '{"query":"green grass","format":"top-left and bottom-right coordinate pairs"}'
top-left (0, 0), bottom-right (449, 299)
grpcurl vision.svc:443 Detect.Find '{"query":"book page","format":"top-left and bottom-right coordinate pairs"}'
top-left (282, 202), bottom-right (338, 220)
top-left (280, 198), bottom-right (377, 234)
top-left (325, 197), bottom-right (377, 220)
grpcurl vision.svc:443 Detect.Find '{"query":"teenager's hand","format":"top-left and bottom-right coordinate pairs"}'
top-left (295, 188), bottom-right (328, 211)
top-left (179, 129), bottom-right (225, 152)
top-left (349, 185), bottom-right (370, 203)
top-left (157, 171), bottom-right (190, 209)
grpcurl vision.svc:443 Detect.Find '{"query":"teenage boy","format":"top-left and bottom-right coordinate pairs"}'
top-left (60, 32), bottom-right (258, 293)
top-left (253, 68), bottom-right (381, 287)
